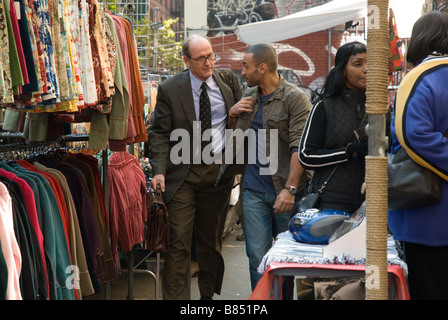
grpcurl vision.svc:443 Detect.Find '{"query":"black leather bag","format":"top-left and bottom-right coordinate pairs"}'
top-left (145, 184), bottom-right (170, 253)
top-left (388, 148), bottom-right (443, 210)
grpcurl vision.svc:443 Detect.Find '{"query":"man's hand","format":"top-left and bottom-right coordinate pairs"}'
top-left (273, 189), bottom-right (295, 214)
top-left (229, 97), bottom-right (254, 116)
top-left (151, 174), bottom-right (166, 192)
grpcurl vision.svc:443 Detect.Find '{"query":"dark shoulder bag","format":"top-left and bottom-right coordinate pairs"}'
top-left (388, 130), bottom-right (448, 211)
top-left (388, 149), bottom-right (443, 211)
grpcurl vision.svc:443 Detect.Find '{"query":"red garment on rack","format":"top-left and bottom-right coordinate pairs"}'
top-left (108, 151), bottom-right (146, 268)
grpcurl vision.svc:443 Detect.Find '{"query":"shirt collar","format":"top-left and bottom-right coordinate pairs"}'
top-left (189, 70), bottom-right (215, 92)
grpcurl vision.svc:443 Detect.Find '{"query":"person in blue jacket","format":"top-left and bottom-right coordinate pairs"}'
top-left (389, 11), bottom-right (448, 300)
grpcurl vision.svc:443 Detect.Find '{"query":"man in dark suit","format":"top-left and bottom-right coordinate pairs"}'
top-left (148, 34), bottom-right (242, 300)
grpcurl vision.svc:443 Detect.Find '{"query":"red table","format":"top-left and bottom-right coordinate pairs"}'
top-left (249, 262), bottom-right (409, 300)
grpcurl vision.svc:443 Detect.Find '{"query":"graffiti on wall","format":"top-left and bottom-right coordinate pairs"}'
top-left (208, 0), bottom-right (334, 98)
top-left (206, 0), bottom-right (329, 36)
top-left (433, 0), bottom-right (448, 11)
top-left (213, 39), bottom-right (331, 100)
top-left (207, 0), bottom-right (276, 36)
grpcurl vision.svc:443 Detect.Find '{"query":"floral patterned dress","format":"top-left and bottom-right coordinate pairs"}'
top-left (0, 0), bottom-right (14, 104)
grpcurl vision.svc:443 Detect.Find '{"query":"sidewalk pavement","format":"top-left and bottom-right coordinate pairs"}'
top-left (84, 224), bottom-right (252, 300)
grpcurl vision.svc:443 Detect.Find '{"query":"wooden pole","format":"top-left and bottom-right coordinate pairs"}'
top-left (365, 0), bottom-right (390, 300)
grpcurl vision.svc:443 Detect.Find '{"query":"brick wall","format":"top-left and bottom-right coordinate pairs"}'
top-left (211, 30), bottom-right (344, 97)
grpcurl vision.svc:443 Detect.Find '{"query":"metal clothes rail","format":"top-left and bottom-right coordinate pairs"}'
top-left (0, 133), bottom-right (90, 153)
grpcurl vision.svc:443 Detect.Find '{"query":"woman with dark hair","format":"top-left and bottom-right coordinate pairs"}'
top-left (406, 10), bottom-right (448, 66)
top-left (388, 11), bottom-right (448, 300)
top-left (298, 41), bottom-right (367, 214)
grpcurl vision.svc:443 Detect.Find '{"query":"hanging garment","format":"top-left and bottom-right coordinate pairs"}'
top-left (0, 168), bottom-right (49, 299)
top-left (0, 238), bottom-right (8, 299)
top-left (63, 153), bottom-right (117, 282)
top-left (0, 181), bottom-right (22, 299)
top-left (65, 0), bottom-right (84, 109)
top-left (108, 151), bottom-right (146, 268)
top-left (16, 0), bottom-right (39, 94)
top-left (32, 0), bottom-right (60, 105)
top-left (99, 3), bottom-right (116, 114)
top-left (0, 162), bottom-right (75, 300)
top-left (0, 169), bottom-right (50, 300)
top-left (40, 157), bottom-right (100, 294)
top-left (32, 161), bottom-right (95, 298)
top-left (7, 0), bottom-right (29, 91)
top-left (89, 12), bottom-right (130, 151)
top-left (1, 177), bottom-right (42, 300)
top-left (0, 0), bottom-right (14, 104)
top-left (112, 14), bottom-right (146, 145)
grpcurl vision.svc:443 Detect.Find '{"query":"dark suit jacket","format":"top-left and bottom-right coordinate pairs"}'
top-left (148, 68), bottom-right (242, 203)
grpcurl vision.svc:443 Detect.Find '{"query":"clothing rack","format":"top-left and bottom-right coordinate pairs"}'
top-left (0, 0), bottom-right (153, 299)
top-left (118, 165), bottom-right (160, 300)
top-left (0, 132), bottom-right (160, 300)
top-left (0, 133), bottom-right (114, 299)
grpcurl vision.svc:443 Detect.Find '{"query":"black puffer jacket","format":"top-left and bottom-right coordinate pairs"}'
top-left (299, 88), bottom-right (367, 213)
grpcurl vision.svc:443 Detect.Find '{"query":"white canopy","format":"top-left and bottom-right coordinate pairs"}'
top-left (235, 0), bottom-right (424, 44)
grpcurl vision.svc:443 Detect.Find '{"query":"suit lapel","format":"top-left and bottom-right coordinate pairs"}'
top-left (177, 71), bottom-right (196, 131)
top-left (213, 70), bottom-right (233, 112)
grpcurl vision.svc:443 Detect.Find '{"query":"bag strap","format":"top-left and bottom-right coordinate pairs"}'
top-left (317, 166), bottom-right (338, 193)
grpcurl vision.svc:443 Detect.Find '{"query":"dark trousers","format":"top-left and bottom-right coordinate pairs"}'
top-left (162, 164), bottom-right (234, 299)
top-left (404, 241), bottom-right (448, 300)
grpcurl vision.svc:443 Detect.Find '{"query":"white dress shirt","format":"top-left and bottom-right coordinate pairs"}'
top-left (190, 71), bottom-right (227, 157)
